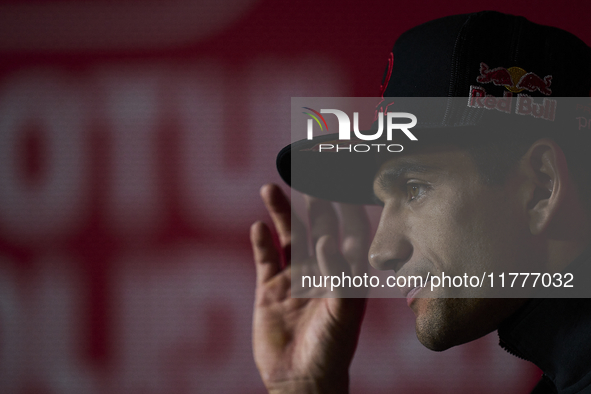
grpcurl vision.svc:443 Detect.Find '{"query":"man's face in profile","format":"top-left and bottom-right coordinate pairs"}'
top-left (370, 144), bottom-right (532, 351)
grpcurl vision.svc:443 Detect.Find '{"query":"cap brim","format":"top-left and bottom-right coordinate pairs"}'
top-left (277, 133), bottom-right (380, 204)
top-left (277, 126), bottom-right (488, 204)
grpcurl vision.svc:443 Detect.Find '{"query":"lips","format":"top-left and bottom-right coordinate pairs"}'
top-left (405, 285), bottom-right (423, 303)
top-left (399, 274), bottom-right (432, 306)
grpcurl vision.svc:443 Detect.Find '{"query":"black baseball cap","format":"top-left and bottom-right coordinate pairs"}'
top-left (277, 11), bottom-right (591, 204)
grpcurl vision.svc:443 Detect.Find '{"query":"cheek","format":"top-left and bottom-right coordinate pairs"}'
top-left (408, 188), bottom-right (487, 273)
top-left (410, 186), bottom-right (525, 275)
top-left (452, 190), bottom-right (530, 273)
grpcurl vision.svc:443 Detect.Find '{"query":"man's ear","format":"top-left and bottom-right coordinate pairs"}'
top-left (519, 139), bottom-right (569, 235)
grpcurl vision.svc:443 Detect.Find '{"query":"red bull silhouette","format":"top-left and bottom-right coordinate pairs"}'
top-left (516, 72), bottom-right (553, 96)
top-left (476, 63), bottom-right (512, 87)
top-left (476, 62), bottom-right (553, 96)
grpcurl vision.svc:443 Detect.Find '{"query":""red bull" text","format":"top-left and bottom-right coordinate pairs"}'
top-left (468, 85), bottom-right (557, 122)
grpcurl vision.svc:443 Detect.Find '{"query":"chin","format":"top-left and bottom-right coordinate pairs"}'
top-left (415, 316), bottom-right (464, 351)
top-left (412, 297), bottom-right (524, 351)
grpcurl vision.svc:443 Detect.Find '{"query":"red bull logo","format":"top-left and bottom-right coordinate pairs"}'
top-left (469, 85), bottom-right (557, 121)
top-left (468, 62), bottom-right (557, 122)
top-left (476, 62), bottom-right (553, 96)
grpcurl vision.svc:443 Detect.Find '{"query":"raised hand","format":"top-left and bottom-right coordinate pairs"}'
top-left (251, 184), bottom-right (370, 394)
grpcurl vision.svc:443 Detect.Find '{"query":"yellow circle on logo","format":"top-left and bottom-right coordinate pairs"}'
top-left (506, 67), bottom-right (527, 93)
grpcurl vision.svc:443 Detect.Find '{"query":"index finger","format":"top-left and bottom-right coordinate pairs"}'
top-left (305, 195), bottom-right (340, 254)
top-left (260, 184), bottom-right (308, 262)
top-left (339, 203), bottom-right (371, 275)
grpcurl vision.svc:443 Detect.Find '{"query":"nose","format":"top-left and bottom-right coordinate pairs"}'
top-left (368, 209), bottom-right (412, 271)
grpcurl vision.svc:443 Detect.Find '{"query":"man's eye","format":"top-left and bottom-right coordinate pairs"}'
top-left (406, 183), bottom-right (426, 201)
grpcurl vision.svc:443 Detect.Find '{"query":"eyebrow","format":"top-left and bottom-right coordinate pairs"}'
top-left (373, 162), bottom-right (438, 204)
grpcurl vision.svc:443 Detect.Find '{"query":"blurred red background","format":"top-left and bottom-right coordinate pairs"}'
top-left (0, 0), bottom-right (588, 392)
